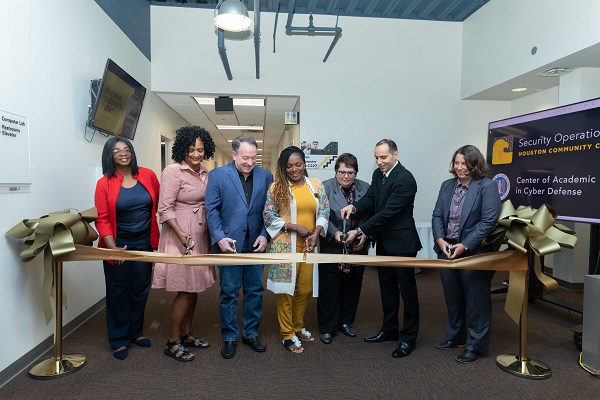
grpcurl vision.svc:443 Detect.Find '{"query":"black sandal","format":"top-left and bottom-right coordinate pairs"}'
top-left (164, 339), bottom-right (195, 362)
top-left (181, 332), bottom-right (210, 349)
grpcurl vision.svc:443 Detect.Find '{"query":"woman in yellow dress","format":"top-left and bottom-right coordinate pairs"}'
top-left (263, 146), bottom-right (330, 353)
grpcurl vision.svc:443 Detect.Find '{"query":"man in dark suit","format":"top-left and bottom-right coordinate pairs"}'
top-left (341, 139), bottom-right (421, 358)
top-left (205, 136), bottom-right (273, 359)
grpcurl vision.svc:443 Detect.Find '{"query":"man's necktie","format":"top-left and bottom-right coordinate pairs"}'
top-left (382, 174), bottom-right (387, 185)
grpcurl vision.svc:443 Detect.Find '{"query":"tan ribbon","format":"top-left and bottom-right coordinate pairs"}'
top-left (6, 208), bottom-right (98, 323)
top-left (58, 244), bottom-right (527, 272)
top-left (483, 200), bottom-right (578, 323)
top-left (8, 206), bottom-right (534, 326)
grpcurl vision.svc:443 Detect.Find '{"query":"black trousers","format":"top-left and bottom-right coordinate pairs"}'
top-left (317, 263), bottom-right (365, 334)
top-left (376, 244), bottom-right (419, 343)
top-left (438, 251), bottom-right (494, 353)
top-left (103, 259), bottom-right (152, 349)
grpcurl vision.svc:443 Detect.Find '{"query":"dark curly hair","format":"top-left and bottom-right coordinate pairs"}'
top-left (449, 144), bottom-right (488, 179)
top-left (172, 125), bottom-right (215, 163)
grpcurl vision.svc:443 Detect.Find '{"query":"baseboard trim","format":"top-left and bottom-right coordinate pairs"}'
top-left (0, 298), bottom-right (105, 388)
top-left (554, 278), bottom-right (584, 291)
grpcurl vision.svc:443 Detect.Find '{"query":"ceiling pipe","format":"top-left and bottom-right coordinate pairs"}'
top-left (217, 28), bottom-right (233, 81)
top-left (284, 0), bottom-right (342, 62)
top-left (254, 0), bottom-right (260, 79)
top-left (273, 0), bottom-right (280, 53)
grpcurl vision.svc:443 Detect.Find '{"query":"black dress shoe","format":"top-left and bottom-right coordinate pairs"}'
top-left (320, 333), bottom-right (333, 344)
top-left (338, 324), bottom-right (356, 337)
top-left (242, 336), bottom-right (266, 352)
top-left (364, 331), bottom-right (399, 343)
top-left (435, 340), bottom-right (465, 350)
top-left (392, 341), bottom-right (416, 358)
top-left (221, 340), bottom-right (236, 359)
top-left (456, 349), bottom-right (480, 363)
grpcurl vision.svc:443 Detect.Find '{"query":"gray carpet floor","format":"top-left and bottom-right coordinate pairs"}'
top-left (0, 267), bottom-right (596, 399)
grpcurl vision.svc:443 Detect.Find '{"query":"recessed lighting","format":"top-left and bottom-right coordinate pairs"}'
top-left (217, 125), bottom-right (264, 130)
top-left (512, 87), bottom-right (528, 92)
top-left (193, 97), bottom-right (264, 106)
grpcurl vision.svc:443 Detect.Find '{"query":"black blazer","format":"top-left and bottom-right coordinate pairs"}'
top-left (431, 177), bottom-right (501, 255)
top-left (320, 177), bottom-right (371, 255)
top-left (354, 162), bottom-right (421, 255)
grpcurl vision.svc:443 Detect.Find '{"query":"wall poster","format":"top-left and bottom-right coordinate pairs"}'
top-left (1, 109), bottom-right (31, 193)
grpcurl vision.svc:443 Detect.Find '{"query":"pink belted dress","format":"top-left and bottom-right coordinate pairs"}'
top-left (152, 162), bottom-right (216, 293)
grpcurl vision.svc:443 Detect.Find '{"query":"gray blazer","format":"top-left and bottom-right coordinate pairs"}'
top-left (320, 177), bottom-right (371, 255)
top-left (431, 177), bottom-right (501, 255)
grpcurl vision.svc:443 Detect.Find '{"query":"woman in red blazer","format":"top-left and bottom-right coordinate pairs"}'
top-left (94, 137), bottom-right (160, 360)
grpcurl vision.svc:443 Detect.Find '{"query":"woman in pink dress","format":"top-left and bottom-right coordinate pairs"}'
top-left (152, 126), bottom-right (217, 362)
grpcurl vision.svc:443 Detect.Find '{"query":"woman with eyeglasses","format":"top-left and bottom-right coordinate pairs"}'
top-left (152, 126), bottom-right (217, 362)
top-left (94, 137), bottom-right (160, 360)
top-left (263, 146), bottom-right (330, 353)
top-left (317, 153), bottom-right (371, 344)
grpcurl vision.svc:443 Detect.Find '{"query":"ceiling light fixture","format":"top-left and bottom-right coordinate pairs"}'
top-left (512, 87), bottom-right (528, 92)
top-left (537, 67), bottom-right (573, 77)
top-left (217, 125), bottom-right (264, 130)
top-left (194, 97), bottom-right (264, 107)
top-left (213, 0), bottom-right (253, 32)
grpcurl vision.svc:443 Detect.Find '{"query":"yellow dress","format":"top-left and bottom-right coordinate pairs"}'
top-left (292, 182), bottom-right (316, 252)
top-left (277, 181), bottom-right (317, 340)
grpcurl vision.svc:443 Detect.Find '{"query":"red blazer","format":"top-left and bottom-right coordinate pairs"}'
top-left (94, 167), bottom-right (160, 250)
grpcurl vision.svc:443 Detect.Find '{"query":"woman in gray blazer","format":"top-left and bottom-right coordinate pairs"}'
top-left (318, 153), bottom-right (371, 344)
top-left (431, 145), bottom-right (501, 363)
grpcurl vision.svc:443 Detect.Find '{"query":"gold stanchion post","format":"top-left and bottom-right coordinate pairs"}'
top-left (496, 256), bottom-right (552, 379)
top-left (28, 261), bottom-right (85, 379)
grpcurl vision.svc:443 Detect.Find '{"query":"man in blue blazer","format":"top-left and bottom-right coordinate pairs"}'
top-left (431, 145), bottom-right (501, 363)
top-left (205, 136), bottom-right (273, 359)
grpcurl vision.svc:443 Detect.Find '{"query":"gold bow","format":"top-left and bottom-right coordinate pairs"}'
top-left (483, 200), bottom-right (577, 323)
top-left (6, 208), bottom-right (98, 323)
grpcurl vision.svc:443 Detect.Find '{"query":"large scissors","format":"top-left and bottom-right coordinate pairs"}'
top-left (182, 236), bottom-right (193, 256)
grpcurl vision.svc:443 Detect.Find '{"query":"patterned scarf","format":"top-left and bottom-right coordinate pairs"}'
top-left (339, 184), bottom-right (358, 273)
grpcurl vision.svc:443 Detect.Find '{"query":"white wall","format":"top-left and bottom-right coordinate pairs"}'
top-left (462, 0), bottom-right (600, 98)
top-left (510, 86), bottom-right (559, 117)
top-left (0, 0), bottom-right (186, 373)
top-left (151, 7), bottom-right (509, 222)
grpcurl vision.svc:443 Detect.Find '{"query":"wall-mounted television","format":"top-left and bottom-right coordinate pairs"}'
top-left (87, 58), bottom-right (146, 140)
top-left (487, 97), bottom-right (600, 224)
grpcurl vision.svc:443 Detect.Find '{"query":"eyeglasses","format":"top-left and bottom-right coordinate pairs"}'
top-left (112, 148), bottom-right (132, 154)
top-left (337, 170), bottom-right (356, 176)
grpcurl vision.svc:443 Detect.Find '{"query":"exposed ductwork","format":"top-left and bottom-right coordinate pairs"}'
top-left (217, 28), bottom-right (233, 81)
top-left (280, 0), bottom-right (342, 62)
top-left (254, 0), bottom-right (260, 79)
top-left (217, 0), bottom-right (342, 80)
top-left (216, 0), bottom-right (261, 80)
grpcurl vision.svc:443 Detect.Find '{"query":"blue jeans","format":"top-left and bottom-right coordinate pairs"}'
top-left (219, 241), bottom-right (264, 340)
